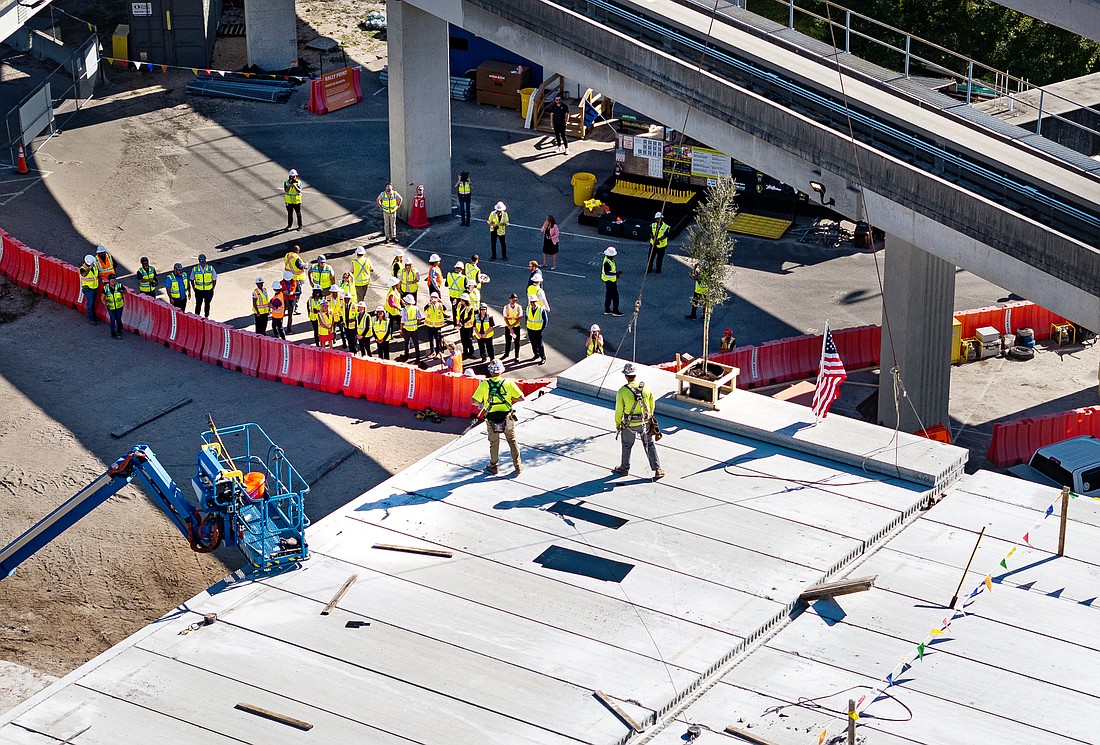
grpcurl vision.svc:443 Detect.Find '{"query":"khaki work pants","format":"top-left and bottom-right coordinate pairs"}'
top-left (486, 415), bottom-right (520, 469)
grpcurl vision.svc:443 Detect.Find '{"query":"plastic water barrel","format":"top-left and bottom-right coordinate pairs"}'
top-left (519, 88), bottom-right (536, 118)
top-left (571, 172), bottom-right (596, 206)
top-left (1017, 328), bottom-right (1035, 348)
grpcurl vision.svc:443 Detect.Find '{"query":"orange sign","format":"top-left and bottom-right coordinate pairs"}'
top-left (320, 67), bottom-right (361, 113)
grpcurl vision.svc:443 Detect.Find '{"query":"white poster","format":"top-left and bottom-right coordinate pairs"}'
top-left (646, 156), bottom-right (663, 178)
top-left (622, 135), bottom-right (634, 150)
top-left (691, 146), bottom-right (732, 178)
top-left (132, 2), bottom-right (152, 16)
top-left (633, 136), bottom-right (663, 160)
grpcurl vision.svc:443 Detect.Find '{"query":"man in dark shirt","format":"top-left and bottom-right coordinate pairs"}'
top-left (548, 94), bottom-right (570, 154)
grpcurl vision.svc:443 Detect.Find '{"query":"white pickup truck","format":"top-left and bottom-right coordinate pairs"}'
top-left (1009, 435), bottom-right (1100, 496)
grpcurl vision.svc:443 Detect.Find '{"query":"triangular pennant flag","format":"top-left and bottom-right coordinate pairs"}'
top-left (243, 72), bottom-right (252, 78)
top-left (1022, 532), bottom-right (1033, 547)
top-left (192, 68), bottom-right (199, 75)
top-left (160, 65), bottom-right (168, 72)
top-left (929, 627), bottom-right (945, 635)
top-left (968, 586), bottom-right (982, 598)
top-left (133, 60), bottom-right (142, 70)
top-left (885, 672), bottom-right (894, 687)
top-left (146, 63), bottom-right (154, 72)
top-left (917, 642), bottom-right (926, 660)
top-left (951, 610), bottom-right (965, 621)
top-left (999, 558), bottom-right (1008, 569)
top-left (1046, 504), bottom-right (1054, 517)
top-left (849, 709), bottom-right (859, 721)
top-left (818, 729), bottom-right (828, 745)
top-left (87, 22), bottom-right (93, 31)
top-left (217, 70), bottom-right (226, 77)
top-left (204, 69), bottom-right (212, 75)
top-left (856, 695), bottom-right (866, 708)
top-left (1007, 547), bottom-right (1017, 558)
top-left (984, 574), bottom-right (993, 591)
top-left (941, 616), bottom-right (952, 628)
top-left (105, 57), bottom-right (114, 64)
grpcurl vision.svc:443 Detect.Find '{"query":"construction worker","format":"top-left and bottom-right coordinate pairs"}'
top-left (282, 270), bottom-right (300, 331)
top-left (613, 363), bottom-right (664, 480)
top-left (455, 292), bottom-right (476, 359)
top-left (686, 262), bottom-right (705, 320)
top-left (446, 262), bottom-right (467, 325)
top-left (137, 256), bottom-right (157, 296)
top-left (79, 254), bottom-right (100, 324)
top-left (487, 202), bottom-right (509, 260)
top-left (328, 287), bottom-right (343, 346)
top-left (465, 254), bottom-right (482, 290)
top-left (602, 246), bottom-right (623, 316)
top-left (340, 291), bottom-right (358, 353)
top-left (352, 246), bottom-right (373, 303)
top-left (95, 245), bottom-right (116, 281)
top-left (441, 341), bottom-right (463, 373)
top-left (252, 277), bottom-right (270, 335)
top-left (586, 324), bottom-right (604, 356)
top-left (423, 292), bottom-right (447, 354)
top-left (474, 303), bottom-right (496, 362)
top-left (369, 305), bottom-right (392, 359)
top-left (339, 270), bottom-right (353, 297)
top-left (527, 271), bottom-right (550, 311)
top-left (284, 169), bottom-right (303, 231)
top-left (399, 256), bottom-right (420, 302)
top-left (354, 301), bottom-right (370, 355)
top-left (390, 247), bottom-right (405, 277)
top-left (103, 274), bottom-right (126, 339)
top-left (468, 272), bottom-right (487, 309)
top-left (376, 181), bottom-right (403, 243)
top-left (309, 254), bottom-right (335, 293)
top-left (455, 171), bottom-right (472, 226)
top-left (284, 246), bottom-right (307, 285)
top-left (190, 253), bottom-right (217, 318)
top-left (317, 300), bottom-right (335, 348)
top-left (647, 211), bottom-right (670, 274)
top-left (525, 296), bottom-right (548, 365)
top-left (384, 275), bottom-right (403, 333)
top-left (720, 328), bottom-right (736, 352)
top-left (400, 294), bottom-right (422, 362)
top-left (307, 287), bottom-right (323, 345)
top-left (270, 281), bottom-right (287, 339)
top-left (501, 293), bottom-right (523, 362)
top-left (165, 263), bottom-right (189, 312)
top-left (426, 254), bottom-right (444, 297)
top-left (472, 359), bottom-right (524, 475)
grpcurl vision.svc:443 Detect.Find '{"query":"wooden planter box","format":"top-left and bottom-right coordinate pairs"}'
top-left (674, 358), bottom-right (739, 410)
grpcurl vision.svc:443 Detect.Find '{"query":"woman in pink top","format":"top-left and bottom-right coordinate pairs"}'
top-left (540, 214), bottom-right (560, 270)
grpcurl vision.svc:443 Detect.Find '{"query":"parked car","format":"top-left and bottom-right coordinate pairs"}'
top-left (1008, 435), bottom-right (1100, 496)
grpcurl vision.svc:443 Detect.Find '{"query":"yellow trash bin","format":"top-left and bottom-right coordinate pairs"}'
top-left (519, 87), bottom-right (536, 119)
top-left (112, 24), bottom-right (130, 61)
top-left (951, 316), bottom-right (962, 364)
top-left (571, 172), bottom-right (596, 206)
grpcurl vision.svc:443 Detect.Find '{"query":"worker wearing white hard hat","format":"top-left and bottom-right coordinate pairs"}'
top-left (423, 290), bottom-right (448, 354)
top-left (270, 279), bottom-right (287, 339)
top-left (79, 254), bottom-right (101, 324)
top-left (648, 211), bottom-right (670, 274)
top-left (488, 201), bottom-right (509, 260)
top-left (284, 169), bottom-right (302, 231)
top-left (501, 292), bottom-right (524, 361)
top-left (586, 324), bottom-right (605, 357)
top-left (455, 291), bottom-right (476, 359)
top-left (384, 272), bottom-right (403, 332)
top-left (426, 253), bottom-right (444, 298)
top-left (353, 300), bottom-right (371, 356)
top-left (352, 245), bottom-right (373, 303)
top-left (94, 244), bottom-right (116, 282)
top-left (614, 363), bottom-right (664, 480)
top-left (399, 293), bottom-right (423, 363)
top-left (602, 247), bottom-right (623, 317)
top-left (446, 262), bottom-right (468, 326)
top-left (390, 247), bottom-right (405, 278)
top-left (252, 277), bottom-right (271, 336)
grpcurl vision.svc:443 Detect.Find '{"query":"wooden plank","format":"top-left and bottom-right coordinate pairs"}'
top-left (371, 543), bottom-right (453, 558)
top-left (234, 702), bottom-right (313, 731)
top-left (321, 574), bottom-right (358, 616)
top-left (797, 575), bottom-right (876, 602)
top-left (724, 725), bottom-right (783, 745)
top-left (110, 398), bottom-right (192, 439)
top-left (593, 689), bottom-right (642, 733)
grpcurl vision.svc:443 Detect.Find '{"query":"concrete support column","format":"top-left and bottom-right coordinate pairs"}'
top-left (245, 0), bottom-right (297, 72)
top-left (877, 236), bottom-right (956, 432)
top-left (387, 0), bottom-right (452, 220)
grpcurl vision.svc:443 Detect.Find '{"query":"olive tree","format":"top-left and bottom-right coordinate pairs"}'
top-left (685, 177), bottom-right (737, 363)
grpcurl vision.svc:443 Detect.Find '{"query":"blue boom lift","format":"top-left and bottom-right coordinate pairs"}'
top-left (0, 421), bottom-right (310, 579)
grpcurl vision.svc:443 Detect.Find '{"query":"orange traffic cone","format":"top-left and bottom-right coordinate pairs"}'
top-left (16, 143), bottom-right (28, 174)
top-left (408, 185), bottom-right (430, 229)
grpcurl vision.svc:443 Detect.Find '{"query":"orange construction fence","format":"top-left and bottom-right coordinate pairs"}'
top-left (988, 406), bottom-right (1100, 467)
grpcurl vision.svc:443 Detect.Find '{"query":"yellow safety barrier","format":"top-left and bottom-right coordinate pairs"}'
top-left (727, 213), bottom-right (792, 239)
top-left (610, 180), bottom-right (694, 204)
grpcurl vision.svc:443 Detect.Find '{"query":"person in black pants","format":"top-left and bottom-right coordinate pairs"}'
top-left (525, 297), bottom-right (548, 364)
top-left (602, 246), bottom-right (623, 316)
top-left (548, 94), bottom-right (569, 154)
top-left (455, 171), bottom-right (472, 226)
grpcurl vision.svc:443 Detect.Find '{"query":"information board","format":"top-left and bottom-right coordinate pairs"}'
top-left (633, 136), bottom-right (663, 160)
top-left (691, 146), bottom-right (732, 178)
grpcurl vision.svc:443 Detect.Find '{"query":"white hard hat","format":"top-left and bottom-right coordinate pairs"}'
top-left (454, 261), bottom-right (464, 268)
top-left (604, 246), bottom-right (617, 257)
top-left (84, 254), bottom-right (95, 265)
top-left (430, 291), bottom-right (440, 298)
top-left (289, 168), bottom-right (298, 176)
top-left (96, 245), bottom-right (107, 254)
top-left (487, 359), bottom-right (504, 375)
top-left (460, 292), bottom-right (470, 301)
top-left (255, 277), bottom-right (264, 284)
top-left (386, 276), bottom-right (400, 287)
top-left (357, 301), bottom-right (367, 308)
top-left (355, 246), bottom-right (365, 256)
top-left (273, 280), bottom-right (283, 289)
top-left (393, 248), bottom-right (404, 257)
top-left (403, 294), bottom-right (414, 303)
top-left (479, 303), bottom-right (488, 310)
top-left (317, 254), bottom-right (326, 262)
top-left (531, 271), bottom-right (543, 283)
top-left (342, 290), bottom-right (352, 298)
top-left (622, 363), bottom-right (637, 375)
top-left (429, 253), bottom-right (440, 263)
top-left (494, 201), bottom-right (506, 211)
top-left (283, 270), bottom-right (294, 280)
top-left (654, 211), bottom-right (663, 219)
top-left (375, 305), bottom-right (384, 312)
top-left (404, 257), bottom-right (413, 264)
top-left (590, 324), bottom-right (601, 332)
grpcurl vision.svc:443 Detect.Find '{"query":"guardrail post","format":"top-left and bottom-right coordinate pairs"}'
top-left (845, 10), bottom-right (851, 53)
top-left (904, 35), bottom-right (911, 77)
top-left (1035, 89), bottom-right (1044, 137)
top-left (966, 60), bottom-right (974, 104)
top-left (788, 0), bottom-right (794, 29)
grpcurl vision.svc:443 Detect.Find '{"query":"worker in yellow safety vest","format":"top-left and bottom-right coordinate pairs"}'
top-left (686, 262), bottom-right (706, 320)
top-left (455, 293), bottom-right (475, 359)
top-left (376, 181), bottom-right (403, 243)
top-left (309, 255), bottom-right (335, 292)
top-left (399, 294), bottom-right (422, 362)
top-left (369, 306), bottom-right (392, 359)
top-left (601, 246), bottom-right (623, 317)
top-left (647, 211), bottom-right (670, 274)
top-left (455, 171), bottom-right (472, 226)
top-left (317, 300), bottom-right (335, 348)
top-left (102, 274), bottom-right (126, 339)
top-left (189, 253), bottom-right (217, 318)
top-left (501, 293), bottom-right (523, 361)
top-left (384, 275), bottom-right (403, 333)
top-left (307, 288), bottom-right (323, 344)
top-left (353, 301), bottom-right (370, 356)
top-left (399, 257), bottom-right (420, 301)
top-left (474, 303), bottom-right (496, 363)
top-left (423, 292), bottom-right (447, 354)
top-left (487, 201), bottom-right (509, 260)
top-left (586, 324), bottom-right (604, 356)
top-left (471, 359), bottom-right (525, 475)
top-left (284, 169), bottom-right (303, 231)
top-left (79, 254), bottom-right (100, 324)
top-left (284, 247), bottom-right (307, 283)
top-left (137, 256), bottom-right (157, 296)
top-left (340, 291), bottom-right (358, 353)
top-left (446, 262), bottom-right (467, 326)
top-left (525, 297), bottom-right (548, 365)
top-left (165, 262), bottom-right (189, 312)
top-left (252, 277), bottom-right (270, 335)
top-left (390, 248), bottom-right (404, 277)
top-left (351, 246), bottom-right (373, 303)
top-left (613, 363), bottom-right (664, 480)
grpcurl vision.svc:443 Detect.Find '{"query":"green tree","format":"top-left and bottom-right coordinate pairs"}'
top-left (685, 178), bottom-right (738, 362)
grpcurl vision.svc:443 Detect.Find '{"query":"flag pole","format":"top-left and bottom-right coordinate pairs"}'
top-left (814, 320), bottom-right (829, 423)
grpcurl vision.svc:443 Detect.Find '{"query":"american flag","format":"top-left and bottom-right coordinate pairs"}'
top-left (811, 323), bottom-right (847, 419)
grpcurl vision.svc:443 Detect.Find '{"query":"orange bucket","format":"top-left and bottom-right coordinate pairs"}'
top-left (243, 471), bottom-right (267, 501)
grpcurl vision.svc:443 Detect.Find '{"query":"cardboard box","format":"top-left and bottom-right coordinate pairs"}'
top-left (476, 60), bottom-right (530, 109)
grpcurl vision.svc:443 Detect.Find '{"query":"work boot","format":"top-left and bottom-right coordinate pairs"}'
top-left (612, 466), bottom-right (629, 476)
top-left (513, 461), bottom-right (523, 474)
top-left (485, 463), bottom-right (499, 475)
top-left (653, 469), bottom-right (666, 481)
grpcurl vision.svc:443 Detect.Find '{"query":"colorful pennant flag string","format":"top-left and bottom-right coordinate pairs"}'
top-left (101, 56), bottom-right (310, 83)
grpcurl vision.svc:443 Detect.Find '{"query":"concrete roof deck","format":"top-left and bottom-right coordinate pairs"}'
top-left (0, 358), bottom-right (968, 744)
top-left (652, 470), bottom-right (1100, 744)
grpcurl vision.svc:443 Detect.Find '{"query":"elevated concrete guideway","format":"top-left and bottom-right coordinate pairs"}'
top-left (0, 0), bottom-right (53, 43)
top-left (991, 0), bottom-right (1100, 44)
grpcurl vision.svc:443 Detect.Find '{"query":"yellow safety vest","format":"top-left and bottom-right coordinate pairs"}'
top-left (284, 252), bottom-right (305, 280)
top-left (401, 305), bottom-right (419, 331)
top-left (310, 264), bottom-right (334, 290)
top-left (352, 257), bottom-right (373, 287)
top-left (464, 263), bottom-right (481, 287)
top-left (457, 181), bottom-right (471, 195)
top-left (253, 287), bottom-right (270, 315)
top-left (102, 284), bottom-right (124, 311)
top-left (371, 315), bottom-right (391, 340)
top-left (457, 304), bottom-right (474, 329)
top-left (318, 308), bottom-right (333, 335)
top-left (355, 312), bottom-right (370, 335)
top-left (651, 221), bottom-right (669, 249)
top-left (467, 285), bottom-right (481, 307)
top-left (446, 272), bottom-right (466, 298)
top-left (587, 335), bottom-right (604, 356)
top-left (385, 288), bottom-right (402, 316)
top-left (379, 192), bottom-right (399, 213)
top-left (284, 179), bottom-right (301, 205)
top-left (503, 303), bottom-right (522, 327)
top-left (425, 303), bottom-right (446, 328)
top-left (343, 301), bottom-right (358, 325)
top-left (80, 264), bottom-right (99, 290)
top-left (138, 266), bottom-right (156, 292)
top-left (488, 211), bottom-right (508, 234)
top-left (165, 272), bottom-right (186, 299)
top-left (525, 305), bottom-right (545, 331)
top-left (191, 265), bottom-right (214, 291)
top-left (308, 296), bottom-right (322, 321)
top-left (475, 316), bottom-right (494, 339)
top-left (399, 267), bottom-right (419, 294)
top-left (601, 258), bottom-right (618, 282)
